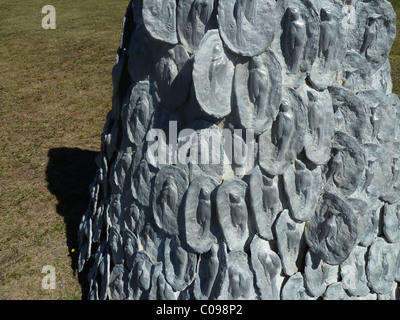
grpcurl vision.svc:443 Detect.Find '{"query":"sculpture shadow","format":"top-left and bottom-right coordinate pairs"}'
top-left (46, 147), bottom-right (99, 299)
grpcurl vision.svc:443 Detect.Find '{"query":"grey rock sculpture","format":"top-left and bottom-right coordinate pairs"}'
top-left (340, 245), bottom-right (370, 297)
top-left (281, 272), bottom-right (314, 300)
top-left (247, 166), bottom-right (282, 240)
top-left (384, 203), bottom-right (400, 243)
top-left (152, 165), bottom-right (189, 236)
top-left (275, 210), bottom-right (306, 275)
top-left (184, 175), bottom-right (218, 253)
top-left (225, 250), bottom-right (256, 300)
top-left (216, 179), bottom-right (249, 251)
top-left (250, 235), bottom-right (284, 300)
top-left (78, 0), bottom-right (400, 300)
top-left (233, 50), bottom-right (282, 136)
top-left (305, 192), bottom-right (358, 265)
top-left (218, 0), bottom-right (277, 57)
top-left (367, 237), bottom-right (398, 295)
top-left (143, 0), bottom-right (178, 44)
top-left (193, 242), bottom-right (227, 300)
top-left (177, 0), bottom-right (217, 53)
top-left (279, 1), bottom-right (319, 83)
top-left (193, 29), bottom-right (234, 119)
top-left (304, 250), bottom-right (338, 297)
top-left (283, 159), bottom-right (323, 222)
top-left (258, 87), bottom-right (307, 176)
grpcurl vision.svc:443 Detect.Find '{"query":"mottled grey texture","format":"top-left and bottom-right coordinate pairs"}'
top-left (305, 192), bottom-right (358, 265)
top-left (233, 50), bottom-right (282, 136)
top-left (218, 0), bottom-right (277, 57)
top-left (258, 87), bottom-right (307, 176)
top-left (216, 179), bottom-right (249, 251)
top-left (193, 29), bottom-right (234, 119)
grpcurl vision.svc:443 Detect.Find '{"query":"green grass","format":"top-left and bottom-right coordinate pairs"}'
top-left (0, 0), bottom-right (129, 300)
top-left (0, 0), bottom-right (399, 300)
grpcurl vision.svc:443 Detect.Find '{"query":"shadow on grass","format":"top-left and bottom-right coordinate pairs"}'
top-left (46, 147), bottom-right (99, 300)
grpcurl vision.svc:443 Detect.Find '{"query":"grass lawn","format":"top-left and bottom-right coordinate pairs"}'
top-left (0, 0), bottom-right (398, 300)
top-left (0, 0), bottom-right (129, 299)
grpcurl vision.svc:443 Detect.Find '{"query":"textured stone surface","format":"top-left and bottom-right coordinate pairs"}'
top-left (78, 0), bottom-right (400, 300)
top-left (193, 29), bottom-right (234, 119)
top-left (218, 0), bottom-right (277, 57)
top-left (233, 50), bottom-right (282, 135)
top-left (305, 192), bottom-right (358, 265)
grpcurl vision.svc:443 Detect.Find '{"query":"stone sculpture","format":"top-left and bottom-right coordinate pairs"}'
top-left (78, 0), bottom-right (400, 300)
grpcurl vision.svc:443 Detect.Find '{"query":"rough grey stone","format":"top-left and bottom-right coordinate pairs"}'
top-left (281, 272), bottom-right (314, 300)
top-left (357, 89), bottom-right (399, 144)
top-left (122, 227), bottom-right (139, 269)
top-left (336, 50), bottom-right (372, 93)
top-left (216, 179), bottom-right (249, 251)
top-left (233, 50), bottom-right (282, 135)
top-left (383, 203), bottom-right (400, 243)
top-left (193, 29), bottom-right (234, 119)
top-left (304, 250), bottom-right (338, 297)
top-left (301, 87), bottom-right (335, 165)
top-left (278, 0), bottom-right (320, 87)
top-left (361, 143), bottom-right (393, 200)
top-left (370, 59), bottom-right (393, 94)
top-left (250, 235), bottom-right (284, 300)
top-left (218, 0), bottom-right (277, 57)
top-left (247, 166), bottom-right (282, 240)
top-left (88, 241), bottom-right (110, 300)
top-left (323, 282), bottom-right (348, 300)
top-left (177, 0), bottom-right (217, 53)
top-left (347, 0), bottom-right (396, 73)
top-left (275, 209), bottom-right (306, 275)
top-left (78, 209), bottom-right (92, 273)
top-left (323, 282), bottom-right (378, 300)
top-left (283, 159), bottom-right (323, 222)
top-left (330, 86), bottom-right (368, 143)
top-left (305, 192), bottom-right (358, 265)
top-left (367, 237), bottom-right (397, 295)
top-left (138, 222), bottom-right (165, 264)
top-left (258, 87), bottom-right (307, 176)
top-left (308, 0), bottom-right (347, 90)
top-left (142, 0), bottom-right (178, 44)
top-left (108, 264), bottom-right (130, 300)
top-left (152, 165), bottom-right (189, 235)
top-left (149, 262), bottom-right (178, 300)
top-left (163, 236), bottom-right (198, 292)
top-left (193, 242), bottom-right (228, 300)
top-left (121, 81), bottom-right (156, 146)
top-left (154, 45), bottom-right (192, 111)
top-left (128, 250), bottom-right (153, 299)
top-left (176, 121), bottom-right (225, 180)
top-left (79, 0), bottom-right (400, 300)
top-left (132, 159), bottom-right (153, 206)
top-left (378, 282), bottom-right (400, 300)
top-left (347, 197), bottom-right (381, 247)
top-left (324, 131), bottom-right (366, 196)
top-left (395, 243), bottom-right (400, 283)
top-left (340, 245), bottom-right (370, 297)
top-left (224, 250), bottom-right (255, 300)
top-left (184, 175), bottom-right (219, 253)
top-left (110, 226), bottom-right (124, 265)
